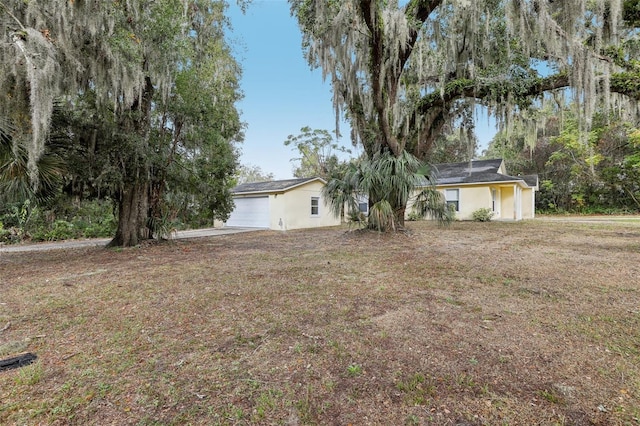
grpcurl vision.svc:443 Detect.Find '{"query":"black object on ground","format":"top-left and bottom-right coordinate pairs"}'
top-left (0, 353), bottom-right (38, 372)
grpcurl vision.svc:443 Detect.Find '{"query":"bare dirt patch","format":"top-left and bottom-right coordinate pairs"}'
top-left (1, 220), bottom-right (639, 425)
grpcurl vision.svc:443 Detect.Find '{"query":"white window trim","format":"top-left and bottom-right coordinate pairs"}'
top-left (311, 196), bottom-right (320, 217)
top-left (356, 195), bottom-right (369, 214)
top-left (445, 188), bottom-right (460, 212)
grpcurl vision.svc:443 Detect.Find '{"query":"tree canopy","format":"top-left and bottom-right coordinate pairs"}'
top-left (284, 126), bottom-right (351, 179)
top-left (236, 164), bottom-right (275, 184)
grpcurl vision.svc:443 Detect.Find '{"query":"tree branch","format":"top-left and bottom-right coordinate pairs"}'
top-left (610, 72), bottom-right (640, 99)
top-left (417, 73), bottom-right (571, 114)
top-left (400, 0), bottom-right (441, 71)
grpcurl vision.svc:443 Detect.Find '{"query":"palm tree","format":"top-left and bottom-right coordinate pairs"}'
top-left (0, 116), bottom-right (65, 205)
top-left (322, 150), bottom-right (453, 232)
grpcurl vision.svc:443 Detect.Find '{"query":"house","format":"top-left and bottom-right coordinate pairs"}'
top-left (225, 177), bottom-right (341, 230)
top-left (415, 159), bottom-right (538, 221)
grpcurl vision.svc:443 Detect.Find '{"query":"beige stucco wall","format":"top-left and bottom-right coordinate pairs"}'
top-left (500, 185), bottom-right (516, 220)
top-left (269, 180), bottom-right (341, 230)
top-left (409, 182), bottom-right (536, 221)
top-left (409, 185), bottom-right (496, 221)
top-left (453, 186), bottom-right (493, 220)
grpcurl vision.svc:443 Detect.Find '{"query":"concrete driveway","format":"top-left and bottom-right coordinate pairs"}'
top-left (0, 227), bottom-right (259, 253)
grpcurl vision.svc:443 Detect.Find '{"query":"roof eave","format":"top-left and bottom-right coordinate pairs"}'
top-left (233, 189), bottom-right (286, 196)
top-left (232, 177), bottom-right (327, 195)
top-left (431, 180), bottom-right (535, 189)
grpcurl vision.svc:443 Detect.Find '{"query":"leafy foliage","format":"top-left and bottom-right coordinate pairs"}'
top-left (429, 129), bottom-right (478, 165)
top-left (0, 116), bottom-right (65, 204)
top-left (235, 164), bottom-right (275, 185)
top-left (284, 126), bottom-right (351, 179)
top-left (0, 199), bottom-right (116, 244)
top-left (484, 106), bottom-right (640, 214)
top-left (291, 0), bottom-right (631, 231)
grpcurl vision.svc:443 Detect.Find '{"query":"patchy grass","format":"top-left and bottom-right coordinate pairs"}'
top-left (1, 220), bottom-right (640, 425)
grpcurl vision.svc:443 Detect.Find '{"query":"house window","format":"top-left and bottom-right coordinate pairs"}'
top-left (445, 189), bottom-right (459, 212)
top-left (311, 197), bottom-right (319, 216)
top-left (358, 202), bottom-right (368, 214)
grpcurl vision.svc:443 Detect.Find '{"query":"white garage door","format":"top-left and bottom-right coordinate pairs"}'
top-left (226, 196), bottom-right (270, 228)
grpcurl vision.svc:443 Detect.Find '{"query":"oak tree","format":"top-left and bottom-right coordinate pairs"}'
top-left (1, 1), bottom-right (244, 246)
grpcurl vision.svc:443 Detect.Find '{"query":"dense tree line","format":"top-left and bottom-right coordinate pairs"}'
top-left (484, 108), bottom-right (640, 214)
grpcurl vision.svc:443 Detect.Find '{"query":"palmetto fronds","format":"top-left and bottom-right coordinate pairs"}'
top-left (322, 161), bottom-right (362, 219)
top-left (368, 199), bottom-right (396, 232)
top-left (0, 117), bottom-right (65, 204)
top-left (412, 186), bottom-right (454, 224)
top-left (323, 150), bottom-right (452, 232)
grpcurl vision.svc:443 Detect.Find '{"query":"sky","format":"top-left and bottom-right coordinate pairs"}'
top-left (227, 1), bottom-right (497, 180)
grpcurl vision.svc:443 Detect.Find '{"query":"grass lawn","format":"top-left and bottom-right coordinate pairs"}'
top-left (1, 220), bottom-right (639, 425)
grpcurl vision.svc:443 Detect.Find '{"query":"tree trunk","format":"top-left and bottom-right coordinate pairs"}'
top-left (107, 181), bottom-right (149, 247)
top-left (107, 76), bottom-right (154, 247)
top-left (395, 206), bottom-right (406, 229)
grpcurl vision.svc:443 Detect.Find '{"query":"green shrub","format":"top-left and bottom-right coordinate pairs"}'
top-left (74, 200), bottom-right (117, 238)
top-left (148, 213), bottom-right (177, 240)
top-left (34, 220), bottom-right (78, 241)
top-left (1, 199), bottom-right (117, 243)
top-left (472, 208), bottom-right (494, 222)
top-left (406, 211), bottom-right (422, 221)
top-left (82, 219), bottom-right (116, 238)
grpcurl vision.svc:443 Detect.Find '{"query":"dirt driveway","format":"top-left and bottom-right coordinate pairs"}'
top-left (0, 227), bottom-right (258, 253)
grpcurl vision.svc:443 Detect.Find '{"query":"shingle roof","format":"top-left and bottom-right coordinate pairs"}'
top-left (429, 159), bottom-right (537, 188)
top-left (232, 177), bottom-right (323, 194)
top-left (521, 174), bottom-right (539, 188)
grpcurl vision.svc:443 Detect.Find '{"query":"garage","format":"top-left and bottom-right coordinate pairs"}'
top-left (225, 196), bottom-right (270, 228)
top-left (224, 177), bottom-right (341, 231)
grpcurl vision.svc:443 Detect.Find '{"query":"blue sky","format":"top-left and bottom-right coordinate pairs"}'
top-left (227, 1), bottom-right (350, 179)
top-left (227, 1), bottom-right (496, 179)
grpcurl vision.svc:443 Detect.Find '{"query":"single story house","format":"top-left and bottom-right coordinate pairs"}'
top-left (415, 158), bottom-right (538, 221)
top-left (225, 177), bottom-right (341, 230)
